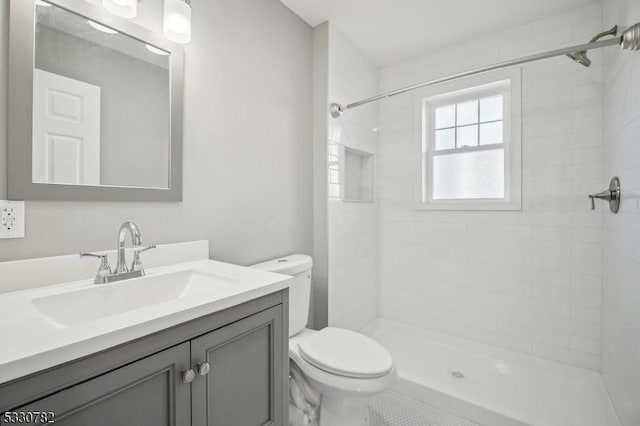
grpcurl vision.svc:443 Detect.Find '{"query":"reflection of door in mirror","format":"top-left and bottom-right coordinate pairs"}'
top-left (32, 69), bottom-right (101, 185)
top-left (32, 2), bottom-right (171, 190)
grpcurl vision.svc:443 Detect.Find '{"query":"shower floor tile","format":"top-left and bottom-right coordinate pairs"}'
top-left (369, 391), bottom-right (478, 426)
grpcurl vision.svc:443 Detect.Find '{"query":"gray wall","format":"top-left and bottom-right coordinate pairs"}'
top-left (0, 0), bottom-right (6, 202)
top-left (0, 0), bottom-right (313, 273)
top-left (36, 25), bottom-right (170, 188)
top-left (311, 23), bottom-right (329, 329)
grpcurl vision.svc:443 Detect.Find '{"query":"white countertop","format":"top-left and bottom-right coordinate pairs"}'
top-left (0, 259), bottom-right (291, 384)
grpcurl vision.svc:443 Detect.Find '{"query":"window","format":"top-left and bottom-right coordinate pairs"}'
top-left (415, 70), bottom-right (521, 210)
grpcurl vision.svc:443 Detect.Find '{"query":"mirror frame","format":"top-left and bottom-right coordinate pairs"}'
top-left (8, 0), bottom-right (184, 202)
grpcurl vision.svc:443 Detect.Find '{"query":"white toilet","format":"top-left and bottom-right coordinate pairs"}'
top-left (251, 254), bottom-right (397, 426)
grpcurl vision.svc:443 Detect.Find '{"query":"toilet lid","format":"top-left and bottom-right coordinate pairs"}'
top-left (298, 328), bottom-right (393, 379)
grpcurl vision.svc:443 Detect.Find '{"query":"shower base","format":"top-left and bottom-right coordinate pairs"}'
top-left (361, 319), bottom-right (620, 426)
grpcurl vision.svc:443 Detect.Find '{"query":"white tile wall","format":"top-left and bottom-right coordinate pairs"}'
top-left (601, 0), bottom-right (640, 424)
top-left (377, 2), bottom-right (606, 370)
top-left (327, 25), bottom-right (379, 331)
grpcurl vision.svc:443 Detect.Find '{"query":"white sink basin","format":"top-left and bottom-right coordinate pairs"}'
top-left (0, 241), bottom-right (293, 385)
top-left (32, 270), bottom-right (234, 327)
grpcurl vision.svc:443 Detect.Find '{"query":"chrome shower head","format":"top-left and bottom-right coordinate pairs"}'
top-left (567, 25), bottom-right (618, 68)
top-left (567, 50), bottom-right (592, 67)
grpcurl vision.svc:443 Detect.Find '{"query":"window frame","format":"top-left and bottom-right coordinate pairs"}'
top-left (414, 69), bottom-right (522, 211)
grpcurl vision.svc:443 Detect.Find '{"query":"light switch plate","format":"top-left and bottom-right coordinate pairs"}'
top-left (0, 200), bottom-right (25, 239)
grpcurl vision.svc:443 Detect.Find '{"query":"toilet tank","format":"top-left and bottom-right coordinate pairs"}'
top-left (250, 254), bottom-right (313, 337)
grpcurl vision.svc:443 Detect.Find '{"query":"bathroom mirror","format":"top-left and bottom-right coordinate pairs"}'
top-left (8, 0), bottom-right (184, 201)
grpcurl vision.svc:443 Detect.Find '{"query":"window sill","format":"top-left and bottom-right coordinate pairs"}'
top-left (414, 199), bottom-right (522, 211)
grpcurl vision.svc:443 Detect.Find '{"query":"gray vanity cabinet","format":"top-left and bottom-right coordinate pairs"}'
top-left (0, 291), bottom-right (289, 426)
top-left (10, 343), bottom-right (192, 426)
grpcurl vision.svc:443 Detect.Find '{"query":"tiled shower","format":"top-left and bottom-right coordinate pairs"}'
top-left (324, 0), bottom-right (640, 424)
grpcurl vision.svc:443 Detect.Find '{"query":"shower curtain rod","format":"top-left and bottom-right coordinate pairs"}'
top-left (330, 22), bottom-right (640, 118)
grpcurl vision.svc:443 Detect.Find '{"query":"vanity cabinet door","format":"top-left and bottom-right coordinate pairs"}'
top-left (4, 343), bottom-right (191, 426)
top-left (191, 306), bottom-right (284, 426)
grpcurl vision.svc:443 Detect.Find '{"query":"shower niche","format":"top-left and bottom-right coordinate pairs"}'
top-left (342, 146), bottom-right (374, 202)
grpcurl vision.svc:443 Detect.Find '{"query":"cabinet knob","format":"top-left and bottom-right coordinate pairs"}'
top-left (181, 368), bottom-right (196, 384)
top-left (197, 362), bottom-right (210, 376)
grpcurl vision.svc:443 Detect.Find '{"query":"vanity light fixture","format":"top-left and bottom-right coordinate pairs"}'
top-left (102, 0), bottom-right (137, 19)
top-left (87, 20), bottom-right (119, 34)
top-left (163, 0), bottom-right (191, 44)
top-left (35, 0), bottom-right (51, 6)
top-left (146, 44), bottom-right (170, 55)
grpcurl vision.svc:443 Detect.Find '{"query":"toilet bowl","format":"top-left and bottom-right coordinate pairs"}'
top-left (290, 327), bottom-right (397, 425)
top-left (251, 255), bottom-right (396, 426)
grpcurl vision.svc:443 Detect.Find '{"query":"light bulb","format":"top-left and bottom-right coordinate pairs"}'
top-left (102, 0), bottom-right (137, 19)
top-left (163, 0), bottom-right (191, 44)
top-left (146, 44), bottom-right (170, 55)
top-left (87, 20), bottom-right (118, 34)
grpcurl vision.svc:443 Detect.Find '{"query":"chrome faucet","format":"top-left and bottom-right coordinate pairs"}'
top-left (116, 222), bottom-right (142, 274)
top-left (80, 222), bottom-right (156, 284)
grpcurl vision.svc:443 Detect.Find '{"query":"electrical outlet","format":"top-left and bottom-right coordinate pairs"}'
top-left (0, 201), bottom-right (25, 239)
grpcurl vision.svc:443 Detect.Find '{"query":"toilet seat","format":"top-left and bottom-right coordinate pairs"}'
top-left (290, 328), bottom-right (398, 402)
top-left (297, 327), bottom-right (393, 379)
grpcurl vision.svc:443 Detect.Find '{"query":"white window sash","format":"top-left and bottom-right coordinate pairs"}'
top-left (432, 142), bottom-right (505, 157)
top-left (413, 68), bottom-right (522, 211)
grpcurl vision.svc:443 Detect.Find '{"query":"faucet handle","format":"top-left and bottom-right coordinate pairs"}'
top-left (80, 252), bottom-right (112, 284)
top-left (134, 245), bottom-right (157, 254)
top-left (130, 245), bottom-right (156, 275)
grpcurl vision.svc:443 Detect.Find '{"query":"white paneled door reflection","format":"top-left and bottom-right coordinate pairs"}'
top-left (32, 69), bottom-right (101, 185)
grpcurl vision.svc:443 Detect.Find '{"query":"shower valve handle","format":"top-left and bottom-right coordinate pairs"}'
top-left (589, 191), bottom-right (613, 210)
top-left (588, 177), bottom-right (621, 213)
